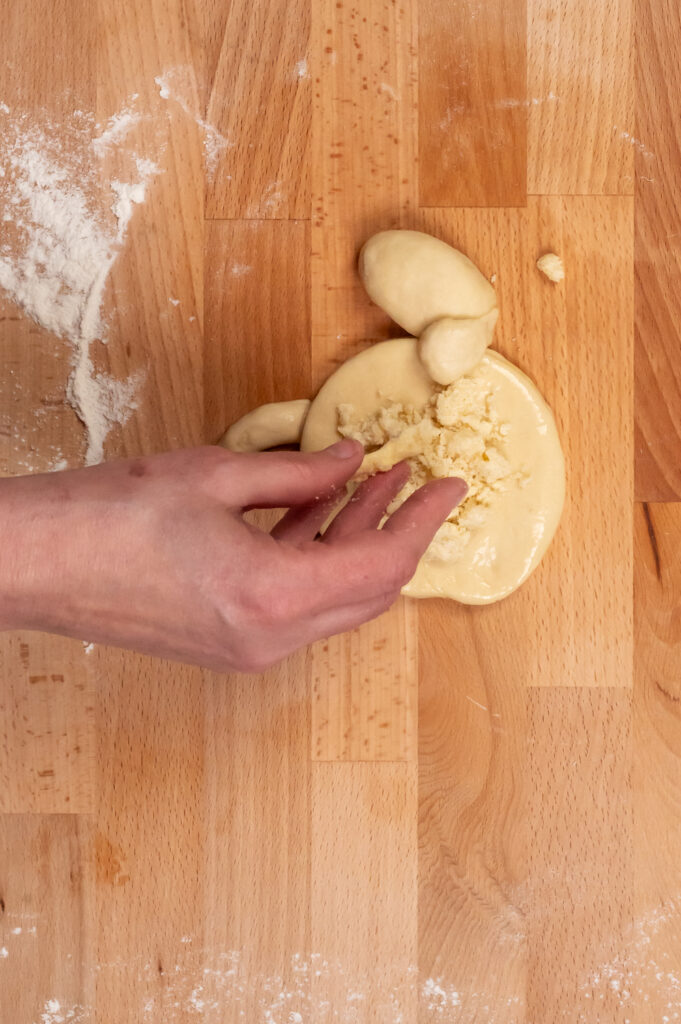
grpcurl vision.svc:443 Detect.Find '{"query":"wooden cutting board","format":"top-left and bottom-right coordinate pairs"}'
top-left (1, 0), bottom-right (680, 1021)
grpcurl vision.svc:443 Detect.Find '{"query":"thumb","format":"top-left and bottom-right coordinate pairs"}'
top-left (226, 439), bottom-right (365, 509)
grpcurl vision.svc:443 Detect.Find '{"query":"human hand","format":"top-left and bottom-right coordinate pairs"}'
top-left (0, 443), bottom-right (466, 673)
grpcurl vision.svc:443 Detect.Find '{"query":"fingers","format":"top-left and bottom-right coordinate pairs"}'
top-left (274, 462), bottom-right (411, 545)
top-left (302, 476), bottom-right (468, 609)
top-left (303, 593), bottom-right (398, 645)
top-left (256, 474), bottom-right (468, 621)
top-left (270, 486), bottom-right (347, 543)
top-left (223, 439), bottom-right (365, 509)
top-left (382, 476), bottom-right (467, 538)
top-left (322, 462), bottom-right (411, 543)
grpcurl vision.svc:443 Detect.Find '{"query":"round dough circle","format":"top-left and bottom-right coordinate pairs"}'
top-left (301, 338), bottom-right (565, 605)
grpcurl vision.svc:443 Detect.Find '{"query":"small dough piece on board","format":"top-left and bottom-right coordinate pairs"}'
top-left (418, 309), bottom-right (499, 385)
top-left (359, 230), bottom-right (497, 336)
top-left (302, 338), bottom-right (565, 605)
top-left (221, 399), bottom-right (311, 452)
top-left (537, 252), bottom-right (565, 283)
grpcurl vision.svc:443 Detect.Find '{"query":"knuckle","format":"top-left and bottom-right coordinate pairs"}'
top-left (234, 647), bottom-right (276, 674)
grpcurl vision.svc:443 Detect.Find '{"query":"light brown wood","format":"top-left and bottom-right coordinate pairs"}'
top-left (200, 660), bottom-right (310, 1022)
top-left (527, 0), bottom-right (634, 196)
top-left (412, 198), bottom-right (634, 687)
top-left (204, 220), bottom-right (311, 441)
top-left (1, 0), bottom-right (681, 1021)
top-left (419, 604), bottom-right (528, 1020)
top-left (633, 503), bottom-right (681, 1021)
top-left (311, 763), bottom-right (417, 1018)
top-left (419, 0), bottom-right (527, 208)
top-left (0, 815), bottom-right (94, 1024)
top-left (524, 688), bottom-right (632, 1021)
top-left (94, 650), bottom-right (205, 1021)
top-left (205, 0), bottom-right (310, 220)
top-left (310, 0), bottom-right (418, 374)
top-left (634, 0), bottom-right (681, 500)
top-left (311, 601), bottom-right (418, 762)
top-left (0, 635), bottom-right (94, 814)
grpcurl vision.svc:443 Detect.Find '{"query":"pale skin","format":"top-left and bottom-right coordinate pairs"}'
top-left (0, 440), bottom-right (467, 673)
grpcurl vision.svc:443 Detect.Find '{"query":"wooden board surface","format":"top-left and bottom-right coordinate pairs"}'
top-left (1, 0), bottom-right (680, 1021)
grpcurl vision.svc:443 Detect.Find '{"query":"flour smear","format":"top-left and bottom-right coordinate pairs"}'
top-left (0, 100), bottom-right (161, 463)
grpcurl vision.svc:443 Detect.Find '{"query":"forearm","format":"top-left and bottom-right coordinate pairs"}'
top-left (0, 474), bottom-right (84, 634)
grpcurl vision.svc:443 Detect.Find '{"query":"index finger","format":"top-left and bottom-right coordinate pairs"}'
top-left (293, 476), bottom-right (468, 610)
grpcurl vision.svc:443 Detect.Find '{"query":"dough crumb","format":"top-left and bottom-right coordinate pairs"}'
top-left (337, 368), bottom-right (529, 565)
top-left (537, 252), bottom-right (565, 283)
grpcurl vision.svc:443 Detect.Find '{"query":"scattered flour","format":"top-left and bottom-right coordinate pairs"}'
top-left (37, 1000), bottom-right (87, 1024)
top-left (230, 263), bottom-right (252, 277)
top-left (92, 108), bottom-right (143, 157)
top-left (154, 67), bottom-right (231, 175)
top-left (0, 100), bottom-right (160, 464)
top-left (0, 947), bottom-right (8, 958)
top-left (293, 58), bottom-right (309, 79)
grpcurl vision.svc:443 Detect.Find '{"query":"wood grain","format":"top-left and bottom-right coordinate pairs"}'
top-left (633, 503), bottom-right (681, 1020)
top-left (0, 815), bottom-right (94, 1023)
top-left (311, 601), bottom-right (418, 762)
top-left (413, 198), bottom-right (633, 687)
top-left (94, 652), bottom-right (205, 1023)
top-left (524, 688), bottom-right (632, 1022)
top-left (419, 0), bottom-right (527, 208)
top-left (205, 0), bottom-right (310, 219)
top-left (4, 0), bottom-right (681, 1019)
top-left (310, 0), bottom-right (418, 371)
top-left (634, 0), bottom-right (681, 500)
top-left (418, 604), bottom-right (527, 1022)
top-left (96, 0), bottom-right (205, 457)
top-left (0, 0), bottom-right (94, 473)
top-left (527, 0), bottom-right (634, 196)
top-left (311, 763), bottom-right (417, 1020)
top-left (203, 220), bottom-right (311, 442)
top-left (0, 636), bottom-right (94, 814)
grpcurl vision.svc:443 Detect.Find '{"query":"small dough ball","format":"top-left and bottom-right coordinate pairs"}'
top-left (220, 399), bottom-right (311, 453)
top-left (537, 252), bottom-right (565, 283)
top-left (418, 309), bottom-right (499, 385)
top-left (359, 229), bottom-right (497, 336)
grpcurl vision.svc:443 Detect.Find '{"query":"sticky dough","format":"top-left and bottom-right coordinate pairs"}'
top-left (220, 399), bottom-right (310, 452)
top-left (359, 230), bottom-right (497, 336)
top-left (300, 338), bottom-right (565, 604)
top-left (418, 309), bottom-right (499, 385)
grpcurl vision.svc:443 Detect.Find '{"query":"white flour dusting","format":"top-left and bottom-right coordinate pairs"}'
top-left (0, 947), bottom-right (8, 958)
top-left (37, 1000), bottom-right (88, 1024)
top-left (155, 67), bottom-right (231, 175)
top-left (92, 108), bottom-right (143, 158)
top-left (0, 100), bottom-right (159, 464)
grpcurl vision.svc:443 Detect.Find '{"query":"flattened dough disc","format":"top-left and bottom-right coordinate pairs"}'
top-left (301, 338), bottom-right (565, 604)
top-left (301, 338), bottom-right (434, 450)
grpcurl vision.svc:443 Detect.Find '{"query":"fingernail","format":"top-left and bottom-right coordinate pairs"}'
top-left (326, 439), bottom-right (363, 459)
